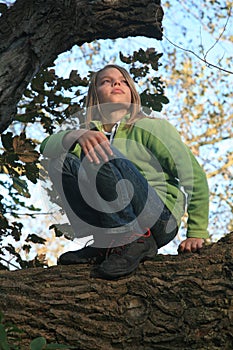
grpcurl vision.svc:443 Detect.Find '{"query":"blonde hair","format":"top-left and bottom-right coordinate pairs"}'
top-left (85, 64), bottom-right (145, 128)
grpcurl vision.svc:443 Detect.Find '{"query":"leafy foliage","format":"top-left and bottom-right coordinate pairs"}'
top-left (0, 312), bottom-right (71, 349)
top-left (120, 50), bottom-right (169, 112)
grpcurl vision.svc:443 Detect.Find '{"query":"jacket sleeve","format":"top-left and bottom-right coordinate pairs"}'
top-left (147, 119), bottom-right (209, 239)
top-left (40, 130), bottom-right (71, 158)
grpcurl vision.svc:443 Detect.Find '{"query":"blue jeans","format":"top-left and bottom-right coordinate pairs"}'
top-left (48, 147), bottom-right (178, 248)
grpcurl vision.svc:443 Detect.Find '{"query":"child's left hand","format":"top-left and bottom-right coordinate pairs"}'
top-left (178, 237), bottom-right (204, 253)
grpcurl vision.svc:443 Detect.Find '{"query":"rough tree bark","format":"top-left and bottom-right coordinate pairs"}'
top-left (0, 0), bottom-right (163, 133)
top-left (0, 233), bottom-right (233, 349)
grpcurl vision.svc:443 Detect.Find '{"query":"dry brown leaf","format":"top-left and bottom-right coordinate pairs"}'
top-left (12, 133), bottom-right (39, 163)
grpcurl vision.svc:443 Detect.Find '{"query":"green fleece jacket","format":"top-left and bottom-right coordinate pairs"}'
top-left (40, 116), bottom-right (209, 239)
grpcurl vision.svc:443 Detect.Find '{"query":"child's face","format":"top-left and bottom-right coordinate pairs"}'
top-left (96, 68), bottom-right (132, 110)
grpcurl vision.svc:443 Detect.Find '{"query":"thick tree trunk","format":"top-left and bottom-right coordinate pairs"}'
top-left (0, 233), bottom-right (233, 349)
top-left (0, 0), bottom-right (163, 133)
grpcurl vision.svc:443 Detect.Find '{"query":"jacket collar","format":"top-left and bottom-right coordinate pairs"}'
top-left (89, 114), bottom-right (131, 131)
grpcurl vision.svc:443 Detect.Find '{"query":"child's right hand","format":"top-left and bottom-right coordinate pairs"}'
top-left (63, 129), bottom-right (113, 164)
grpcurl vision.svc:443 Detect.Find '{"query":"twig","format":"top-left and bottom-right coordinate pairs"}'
top-left (5, 211), bottom-right (57, 216)
top-left (0, 256), bottom-right (21, 270)
top-left (164, 34), bottom-right (233, 74)
top-left (204, 6), bottom-right (232, 61)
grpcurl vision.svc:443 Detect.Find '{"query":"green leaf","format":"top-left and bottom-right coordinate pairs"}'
top-left (49, 223), bottom-right (74, 238)
top-left (30, 336), bottom-right (47, 350)
top-left (156, 95), bottom-right (170, 104)
top-left (0, 341), bottom-right (10, 350)
top-left (69, 70), bottom-right (88, 87)
top-left (23, 88), bottom-right (34, 98)
top-left (0, 324), bottom-right (10, 350)
top-left (25, 163), bottom-right (39, 184)
top-left (0, 3), bottom-right (8, 14)
top-left (12, 177), bottom-right (31, 198)
top-left (14, 113), bottom-right (36, 123)
top-left (1, 132), bottom-right (13, 151)
top-left (26, 234), bottom-right (46, 245)
top-left (0, 216), bottom-right (8, 229)
top-left (0, 324), bottom-right (6, 339)
top-left (120, 48), bottom-right (163, 70)
top-left (11, 222), bottom-right (23, 242)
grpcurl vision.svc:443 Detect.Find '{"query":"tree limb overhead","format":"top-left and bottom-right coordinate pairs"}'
top-left (0, 0), bottom-right (163, 133)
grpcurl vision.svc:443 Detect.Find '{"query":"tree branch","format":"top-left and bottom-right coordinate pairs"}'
top-left (0, 0), bottom-right (163, 133)
top-left (0, 232), bottom-right (233, 348)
